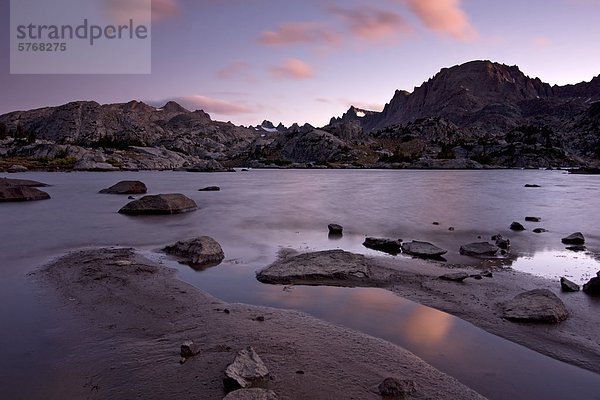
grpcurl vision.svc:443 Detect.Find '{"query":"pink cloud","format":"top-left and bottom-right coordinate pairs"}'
top-left (102, 0), bottom-right (179, 24)
top-left (405, 0), bottom-right (477, 40)
top-left (167, 95), bottom-right (257, 115)
top-left (533, 36), bottom-right (551, 49)
top-left (329, 5), bottom-right (411, 42)
top-left (340, 100), bottom-right (385, 112)
top-left (270, 59), bottom-right (315, 80)
top-left (216, 60), bottom-right (253, 80)
top-left (258, 22), bottom-right (340, 46)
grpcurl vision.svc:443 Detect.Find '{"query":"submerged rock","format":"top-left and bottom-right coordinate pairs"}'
top-left (223, 347), bottom-right (270, 392)
top-left (327, 224), bottom-right (343, 235)
top-left (510, 222), bottom-right (526, 231)
top-left (99, 180), bottom-right (147, 194)
top-left (164, 236), bottom-right (224, 266)
top-left (533, 228), bottom-right (547, 234)
top-left (363, 237), bottom-right (402, 255)
top-left (118, 194), bottom-right (197, 215)
top-left (0, 186), bottom-right (50, 202)
top-left (561, 232), bottom-right (585, 245)
top-left (401, 241), bottom-right (447, 258)
top-left (560, 277), bottom-right (580, 292)
top-left (198, 186), bottom-right (221, 192)
top-left (223, 388), bottom-right (278, 400)
top-left (459, 242), bottom-right (499, 257)
top-left (180, 341), bottom-right (201, 358)
top-left (502, 289), bottom-right (569, 323)
top-left (257, 250), bottom-right (370, 284)
top-left (525, 216), bottom-right (541, 222)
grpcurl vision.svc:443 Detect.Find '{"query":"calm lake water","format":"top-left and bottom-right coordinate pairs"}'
top-left (1, 169), bottom-right (599, 399)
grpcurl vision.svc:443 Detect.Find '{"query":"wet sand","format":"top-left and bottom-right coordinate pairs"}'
top-left (29, 248), bottom-right (485, 400)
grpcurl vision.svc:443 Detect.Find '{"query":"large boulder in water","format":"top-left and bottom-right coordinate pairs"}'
top-left (257, 250), bottom-right (370, 284)
top-left (99, 180), bottom-right (147, 194)
top-left (0, 177), bottom-right (49, 187)
top-left (0, 186), bottom-right (50, 202)
top-left (118, 194), bottom-right (197, 215)
top-left (583, 273), bottom-right (600, 296)
top-left (363, 237), bottom-right (402, 254)
top-left (502, 289), bottom-right (569, 323)
top-left (163, 236), bottom-right (224, 266)
top-left (401, 241), bottom-right (447, 258)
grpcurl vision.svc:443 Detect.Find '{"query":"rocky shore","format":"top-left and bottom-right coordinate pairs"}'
top-left (29, 248), bottom-right (485, 400)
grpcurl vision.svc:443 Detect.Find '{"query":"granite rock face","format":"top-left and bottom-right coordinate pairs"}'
top-left (502, 289), bottom-right (569, 323)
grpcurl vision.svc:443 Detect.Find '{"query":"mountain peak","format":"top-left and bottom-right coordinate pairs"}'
top-left (162, 101), bottom-right (189, 113)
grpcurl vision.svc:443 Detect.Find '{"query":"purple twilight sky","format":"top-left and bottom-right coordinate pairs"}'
top-left (1, 0), bottom-right (600, 126)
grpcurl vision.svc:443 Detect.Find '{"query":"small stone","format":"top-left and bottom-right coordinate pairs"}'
top-left (560, 277), bottom-right (580, 292)
top-left (223, 347), bottom-right (270, 392)
top-left (561, 232), bottom-right (585, 245)
top-left (199, 186), bottom-right (221, 191)
top-left (328, 224), bottom-right (343, 235)
top-left (224, 309), bottom-right (231, 314)
top-left (460, 242), bottom-right (499, 257)
top-left (510, 222), bottom-right (526, 231)
top-left (378, 377), bottom-right (416, 399)
top-left (432, 222), bottom-right (440, 225)
top-left (180, 341), bottom-right (201, 358)
top-left (525, 217), bottom-right (541, 222)
top-left (471, 274), bottom-right (483, 280)
top-left (164, 236), bottom-right (225, 266)
top-left (401, 241), bottom-right (447, 258)
top-left (482, 270), bottom-right (493, 278)
top-left (128, 196), bottom-right (136, 200)
top-left (524, 184), bottom-right (541, 188)
top-left (533, 228), bottom-right (547, 234)
top-left (255, 316), bottom-right (265, 322)
top-left (448, 227), bottom-right (455, 231)
top-left (439, 272), bottom-right (469, 282)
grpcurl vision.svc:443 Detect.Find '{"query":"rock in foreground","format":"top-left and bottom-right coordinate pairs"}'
top-left (460, 242), bottom-right (499, 257)
top-left (0, 186), bottom-right (50, 202)
top-left (164, 236), bottom-right (224, 266)
top-left (401, 241), bottom-right (447, 258)
top-left (224, 347), bottom-right (270, 392)
top-left (583, 275), bottom-right (600, 296)
top-left (560, 277), bottom-right (580, 293)
top-left (257, 250), bottom-right (370, 284)
top-left (118, 194), bottom-right (197, 215)
top-left (363, 237), bottom-right (402, 254)
top-left (223, 389), bottom-right (278, 400)
top-left (502, 289), bottom-right (569, 323)
top-left (99, 180), bottom-right (147, 194)
top-left (561, 232), bottom-right (585, 245)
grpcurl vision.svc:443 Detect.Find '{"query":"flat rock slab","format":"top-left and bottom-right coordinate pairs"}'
top-left (0, 186), bottom-right (50, 202)
top-left (0, 177), bottom-right (49, 187)
top-left (363, 237), bottom-right (402, 255)
top-left (224, 347), bottom-right (270, 392)
top-left (502, 289), bottom-right (569, 323)
top-left (118, 194), bottom-right (197, 215)
top-left (562, 232), bottom-right (585, 245)
top-left (256, 250), bottom-right (371, 284)
top-left (401, 241), bottom-right (447, 258)
top-left (460, 242), bottom-right (499, 257)
top-left (164, 236), bottom-right (224, 267)
top-left (198, 186), bottom-right (221, 192)
top-left (100, 180), bottom-right (147, 194)
top-left (223, 389), bottom-right (278, 400)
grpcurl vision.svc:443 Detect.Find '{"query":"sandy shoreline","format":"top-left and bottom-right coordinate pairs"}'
top-left (28, 248), bottom-right (485, 400)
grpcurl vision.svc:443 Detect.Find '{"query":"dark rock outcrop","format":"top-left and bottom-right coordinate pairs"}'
top-left (510, 222), bottom-right (526, 231)
top-left (163, 236), bottom-right (224, 266)
top-left (99, 180), bottom-right (147, 194)
top-left (525, 216), bottom-right (541, 222)
top-left (118, 194), bottom-right (197, 215)
top-left (363, 237), bottom-right (402, 254)
top-left (561, 232), bottom-right (585, 245)
top-left (328, 224), bottom-right (343, 235)
top-left (560, 277), bottom-right (580, 293)
top-left (583, 274), bottom-right (600, 296)
top-left (198, 186), bottom-right (221, 192)
top-left (502, 289), bottom-right (569, 323)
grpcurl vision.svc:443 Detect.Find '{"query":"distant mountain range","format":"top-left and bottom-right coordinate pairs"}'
top-left (1, 60), bottom-right (598, 170)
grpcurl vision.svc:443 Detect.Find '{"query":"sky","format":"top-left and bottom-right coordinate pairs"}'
top-left (1, 0), bottom-right (600, 127)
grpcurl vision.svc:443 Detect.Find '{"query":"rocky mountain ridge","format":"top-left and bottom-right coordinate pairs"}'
top-left (1, 60), bottom-right (598, 170)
